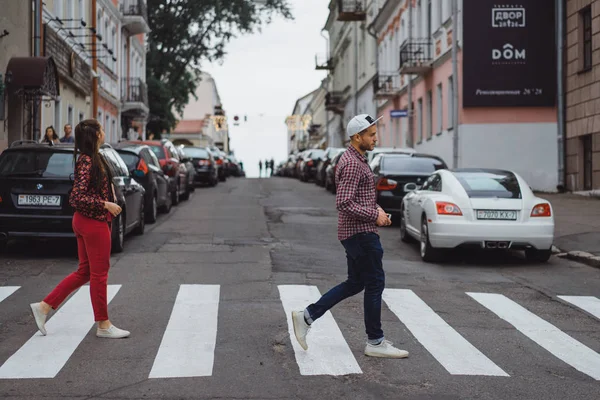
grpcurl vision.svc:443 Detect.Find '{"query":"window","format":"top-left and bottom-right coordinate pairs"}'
top-left (436, 83), bottom-right (443, 133)
top-left (382, 156), bottom-right (445, 173)
top-left (581, 7), bottom-right (592, 70)
top-left (67, 105), bottom-right (74, 127)
top-left (116, 151), bottom-right (140, 171)
top-left (98, 109), bottom-right (103, 127)
top-left (417, 98), bottom-right (423, 142)
top-left (583, 134), bottom-right (593, 190)
top-left (426, 90), bottom-right (432, 139)
top-left (0, 151), bottom-right (74, 178)
top-left (105, 115), bottom-right (110, 141)
top-left (453, 171), bottom-right (522, 199)
top-left (421, 174), bottom-right (442, 191)
top-left (111, 119), bottom-right (116, 141)
top-left (447, 76), bottom-right (454, 128)
top-left (79, 112), bottom-right (85, 122)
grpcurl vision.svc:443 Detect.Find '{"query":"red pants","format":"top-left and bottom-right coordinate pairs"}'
top-left (44, 212), bottom-right (112, 321)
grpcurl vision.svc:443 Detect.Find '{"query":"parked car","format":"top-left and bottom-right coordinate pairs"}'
top-left (100, 144), bottom-right (146, 253)
top-left (400, 168), bottom-right (554, 263)
top-left (125, 139), bottom-right (191, 204)
top-left (0, 141), bottom-right (144, 253)
top-left (175, 145), bottom-right (196, 193)
top-left (113, 142), bottom-right (172, 222)
top-left (315, 147), bottom-right (344, 187)
top-left (370, 153), bottom-right (447, 217)
top-left (366, 147), bottom-right (416, 163)
top-left (299, 149), bottom-right (326, 182)
top-left (325, 149), bottom-right (346, 193)
top-left (207, 146), bottom-right (227, 182)
top-left (181, 146), bottom-right (218, 186)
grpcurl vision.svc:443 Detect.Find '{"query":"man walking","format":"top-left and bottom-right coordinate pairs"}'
top-left (60, 124), bottom-right (74, 143)
top-left (259, 160), bottom-right (263, 177)
top-left (291, 114), bottom-right (408, 359)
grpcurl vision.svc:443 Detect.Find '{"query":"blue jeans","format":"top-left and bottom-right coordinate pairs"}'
top-left (306, 232), bottom-right (385, 341)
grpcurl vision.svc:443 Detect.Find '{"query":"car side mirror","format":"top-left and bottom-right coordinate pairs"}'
top-left (404, 183), bottom-right (418, 192)
top-left (132, 169), bottom-right (145, 178)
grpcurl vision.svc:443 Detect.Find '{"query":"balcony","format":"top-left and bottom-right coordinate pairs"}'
top-left (120, 0), bottom-right (150, 35)
top-left (399, 38), bottom-right (433, 75)
top-left (121, 77), bottom-right (149, 116)
top-left (373, 73), bottom-right (401, 99)
top-left (315, 54), bottom-right (334, 71)
top-left (337, 0), bottom-right (366, 21)
top-left (325, 91), bottom-right (345, 114)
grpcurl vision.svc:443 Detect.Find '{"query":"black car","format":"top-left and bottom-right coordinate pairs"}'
top-left (113, 142), bottom-right (172, 222)
top-left (181, 146), bottom-right (218, 186)
top-left (175, 145), bottom-right (196, 196)
top-left (316, 148), bottom-right (344, 187)
top-left (369, 153), bottom-right (447, 216)
top-left (0, 142), bottom-right (145, 253)
top-left (325, 149), bottom-right (346, 193)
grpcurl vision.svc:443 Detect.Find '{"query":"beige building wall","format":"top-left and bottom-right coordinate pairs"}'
top-left (565, 0), bottom-right (600, 191)
top-left (0, 0), bottom-right (32, 151)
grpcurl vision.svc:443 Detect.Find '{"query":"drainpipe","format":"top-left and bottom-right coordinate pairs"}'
top-left (354, 22), bottom-right (359, 116)
top-left (407, 0), bottom-right (413, 148)
top-left (451, 0), bottom-right (459, 168)
top-left (556, 0), bottom-right (565, 190)
top-left (321, 29), bottom-right (331, 147)
top-left (34, 0), bottom-right (41, 56)
top-left (92, 0), bottom-right (98, 118)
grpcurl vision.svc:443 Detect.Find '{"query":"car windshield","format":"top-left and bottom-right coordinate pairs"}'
top-left (117, 152), bottom-right (139, 170)
top-left (149, 145), bottom-right (166, 159)
top-left (310, 149), bottom-right (325, 159)
top-left (382, 157), bottom-right (445, 173)
top-left (453, 171), bottom-right (522, 198)
top-left (182, 148), bottom-right (209, 159)
top-left (0, 151), bottom-right (74, 177)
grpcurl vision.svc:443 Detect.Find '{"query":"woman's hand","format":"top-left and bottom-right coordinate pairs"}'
top-left (104, 201), bottom-right (122, 217)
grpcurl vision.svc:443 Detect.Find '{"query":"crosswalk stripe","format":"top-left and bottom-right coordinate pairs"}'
top-left (0, 286), bottom-right (20, 303)
top-left (557, 296), bottom-right (600, 321)
top-left (278, 285), bottom-right (362, 376)
top-left (148, 284), bottom-right (220, 378)
top-left (0, 285), bottom-right (121, 379)
top-left (382, 289), bottom-right (508, 376)
top-left (467, 292), bottom-right (600, 381)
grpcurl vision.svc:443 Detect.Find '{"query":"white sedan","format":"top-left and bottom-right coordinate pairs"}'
top-left (399, 168), bottom-right (554, 263)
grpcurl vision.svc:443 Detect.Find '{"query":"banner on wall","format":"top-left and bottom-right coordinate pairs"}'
top-left (462, 0), bottom-right (556, 107)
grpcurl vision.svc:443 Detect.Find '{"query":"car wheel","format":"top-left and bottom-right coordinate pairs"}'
top-left (400, 205), bottom-right (413, 243)
top-left (135, 201), bottom-right (145, 235)
top-left (172, 185), bottom-right (180, 205)
top-left (146, 194), bottom-right (158, 223)
top-left (420, 217), bottom-right (440, 262)
top-left (159, 192), bottom-right (172, 213)
top-left (525, 248), bottom-right (552, 263)
top-left (181, 183), bottom-right (190, 201)
top-left (112, 214), bottom-right (125, 253)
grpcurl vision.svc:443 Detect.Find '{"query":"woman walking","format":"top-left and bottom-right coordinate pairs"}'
top-left (29, 119), bottom-right (130, 339)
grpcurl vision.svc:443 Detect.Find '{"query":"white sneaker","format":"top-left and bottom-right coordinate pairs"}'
top-left (365, 340), bottom-right (409, 358)
top-left (29, 303), bottom-right (47, 336)
top-left (291, 310), bottom-right (311, 350)
top-left (96, 325), bottom-right (130, 339)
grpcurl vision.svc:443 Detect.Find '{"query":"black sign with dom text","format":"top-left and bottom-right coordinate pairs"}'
top-left (462, 0), bottom-right (556, 107)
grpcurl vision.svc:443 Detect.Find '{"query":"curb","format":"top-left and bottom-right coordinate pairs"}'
top-left (555, 247), bottom-right (600, 269)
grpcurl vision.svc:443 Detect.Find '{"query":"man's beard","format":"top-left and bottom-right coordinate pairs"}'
top-left (359, 142), bottom-right (373, 151)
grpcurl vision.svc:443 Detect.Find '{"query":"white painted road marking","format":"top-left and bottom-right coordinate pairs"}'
top-left (557, 296), bottom-right (600, 321)
top-left (0, 285), bottom-right (121, 379)
top-left (468, 292), bottom-right (600, 381)
top-left (148, 284), bottom-right (220, 378)
top-left (278, 285), bottom-right (362, 376)
top-left (383, 289), bottom-right (508, 376)
top-left (0, 286), bottom-right (20, 303)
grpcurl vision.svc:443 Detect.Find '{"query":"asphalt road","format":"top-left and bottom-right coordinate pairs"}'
top-left (0, 177), bottom-right (599, 400)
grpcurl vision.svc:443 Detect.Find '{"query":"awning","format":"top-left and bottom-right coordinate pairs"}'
top-left (5, 56), bottom-right (60, 99)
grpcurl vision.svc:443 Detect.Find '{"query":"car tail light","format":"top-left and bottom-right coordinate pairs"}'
top-left (307, 160), bottom-right (314, 167)
top-left (531, 203), bottom-right (551, 217)
top-left (376, 178), bottom-right (397, 191)
top-left (136, 158), bottom-right (148, 175)
top-left (436, 201), bottom-right (462, 215)
top-left (198, 159), bottom-right (211, 166)
top-left (216, 159), bottom-right (223, 165)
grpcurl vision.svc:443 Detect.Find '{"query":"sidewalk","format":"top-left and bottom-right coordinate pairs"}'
top-left (537, 192), bottom-right (600, 267)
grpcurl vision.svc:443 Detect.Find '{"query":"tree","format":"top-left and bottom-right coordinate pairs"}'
top-left (146, 0), bottom-right (293, 135)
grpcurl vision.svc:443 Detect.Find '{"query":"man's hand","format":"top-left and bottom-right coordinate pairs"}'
top-left (376, 208), bottom-right (391, 226)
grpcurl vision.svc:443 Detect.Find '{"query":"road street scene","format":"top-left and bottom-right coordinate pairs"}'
top-left (0, 178), bottom-right (599, 400)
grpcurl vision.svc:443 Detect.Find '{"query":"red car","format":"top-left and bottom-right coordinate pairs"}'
top-left (124, 139), bottom-right (191, 204)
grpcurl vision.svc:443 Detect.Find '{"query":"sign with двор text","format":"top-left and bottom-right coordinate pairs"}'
top-left (462, 0), bottom-right (556, 107)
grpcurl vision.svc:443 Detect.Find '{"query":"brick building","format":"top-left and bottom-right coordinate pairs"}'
top-left (565, 0), bottom-right (600, 191)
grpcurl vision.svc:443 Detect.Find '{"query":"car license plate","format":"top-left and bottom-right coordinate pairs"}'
top-left (477, 210), bottom-right (517, 220)
top-left (18, 194), bottom-right (61, 207)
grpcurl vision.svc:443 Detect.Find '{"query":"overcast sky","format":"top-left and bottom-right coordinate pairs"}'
top-left (203, 0), bottom-right (329, 179)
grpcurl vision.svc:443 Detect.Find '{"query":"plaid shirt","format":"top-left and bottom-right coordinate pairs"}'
top-left (335, 145), bottom-right (379, 241)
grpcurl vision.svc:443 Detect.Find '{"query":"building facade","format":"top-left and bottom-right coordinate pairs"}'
top-left (369, 0), bottom-right (559, 191)
top-left (565, 0), bottom-right (600, 191)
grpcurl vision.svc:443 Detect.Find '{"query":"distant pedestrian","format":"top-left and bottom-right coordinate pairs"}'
top-left (259, 160), bottom-right (263, 177)
top-left (29, 119), bottom-right (130, 339)
top-left (270, 158), bottom-right (275, 176)
top-left (291, 114), bottom-right (407, 359)
top-left (41, 126), bottom-right (60, 145)
top-left (60, 124), bottom-right (75, 143)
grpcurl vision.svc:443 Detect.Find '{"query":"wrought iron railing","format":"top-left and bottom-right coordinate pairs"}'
top-left (325, 91), bottom-right (344, 108)
top-left (337, 0), bottom-right (366, 14)
top-left (121, 77), bottom-right (148, 106)
top-left (399, 38), bottom-right (433, 70)
top-left (315, 54), bottom-right (334, 70)
top-left (373, 73), bottom-right (401, 97)
top-left (120, 0), bottom-right (149, 23)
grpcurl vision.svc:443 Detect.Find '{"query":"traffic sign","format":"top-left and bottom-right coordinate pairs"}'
top-left (390, 109), bottom-right (408, 118)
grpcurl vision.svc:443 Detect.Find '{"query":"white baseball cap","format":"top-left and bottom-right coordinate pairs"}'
top-left (346, 114), bottom-right (383, 137)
